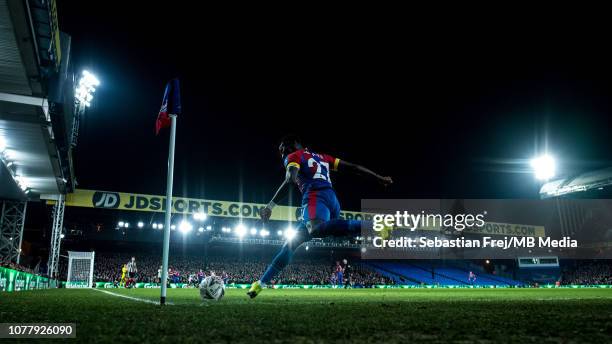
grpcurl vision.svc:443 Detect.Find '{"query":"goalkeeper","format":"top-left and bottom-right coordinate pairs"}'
top-left (120, 264), bottom-right (127, 287)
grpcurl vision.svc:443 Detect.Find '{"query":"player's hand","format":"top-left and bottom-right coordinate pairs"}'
top-left (260, 206), bottom-right (272, 222)
top-left (379, 176), bottom-right (393, 187)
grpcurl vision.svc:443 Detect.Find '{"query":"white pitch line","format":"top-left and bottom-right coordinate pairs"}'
top-left (92, 288), bottom-right (174, 305)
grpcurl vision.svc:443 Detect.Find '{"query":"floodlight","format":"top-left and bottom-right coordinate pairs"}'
top-left (171, 225), bottom-right (176, 230)
top-left (206, 225), bottom-right (212, 231)
top-left (260, 229), bottom-right (269, 237)
top-left (82, 70), bottom-right (100, 86)
top-left (152, 223), bottom-right (158, 229)
top-left (118, 221), bottom-right (125, 227)
top-left (75, 70), bottom-right (100, 107)
top-left (250, 228), bottom-right (258, 235)
top-left (284, 227), bottom-right (297, 241)
top-left (179, 221), bottom-right (193, 233)
top-left (137, 221), bottom-right (144, 228)
top-left (277, 230), bottom-right (283, 236)
top-left (158, 224), bottom-right (164, 230)
top-left (234, 224), bottom-right (247, 237)
top-left (15, 176), bottom-right (28, 191)
top-left (530, 155), bottom-right (556, 180)
top-left (198, 227), bottom-right (204, 233)
top-left (124, 222), bottom-right (129, 228)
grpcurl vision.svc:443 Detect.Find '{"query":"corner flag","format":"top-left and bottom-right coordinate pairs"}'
top-left (157, 78), bottom-right (181, 305)
top-left (156, 78), bottom-right (181, 135)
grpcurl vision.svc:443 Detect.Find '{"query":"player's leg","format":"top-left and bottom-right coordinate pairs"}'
top-left (308, 189), bottom-right (364, 237)
top-left (248, 224), bottom-right (310, 298)
top-left (308, 189), bottom-right (394, 239)
top-left (248, 190), bottom-right (328, 298)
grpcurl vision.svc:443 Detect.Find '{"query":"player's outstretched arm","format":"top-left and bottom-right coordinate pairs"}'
top-left (260, 166), bottom-right (299, 222)
top-left (338, 160), bottom-right (393, 186)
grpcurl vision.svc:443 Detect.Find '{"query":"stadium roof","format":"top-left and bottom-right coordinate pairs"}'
top-left (539, 167), bottom-right (612, 198)
top-left (0, 0), bottom-right (75, 200)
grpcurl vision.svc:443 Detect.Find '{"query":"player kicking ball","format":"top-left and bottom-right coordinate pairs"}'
top-left (247, 135), bottom-right (392, 298)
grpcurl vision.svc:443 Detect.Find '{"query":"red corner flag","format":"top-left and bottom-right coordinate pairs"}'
top-left (156, 78), bottom-right (182, 135)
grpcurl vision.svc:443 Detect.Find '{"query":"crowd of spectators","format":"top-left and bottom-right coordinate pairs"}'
top-left (0, 257), bottom-right (39, 275)
top-left (6, 254), bottom-right (609, 286)
top-left (562, 261), bottom-right (612, 285)
top-left (90, 253), bottom-right (394, 286)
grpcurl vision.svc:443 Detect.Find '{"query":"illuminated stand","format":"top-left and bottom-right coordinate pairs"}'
top-left (0, 201), bottom-right (27, 264)
top-left (66, 251), bottom-right (95, 288)
top-left (0, 135), bottom-right (29, 265)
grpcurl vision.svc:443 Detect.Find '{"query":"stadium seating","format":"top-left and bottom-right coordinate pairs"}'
top-left (369, 261), bottom-right (522, 286)
top-left (368, 265), bottom-right (419, 285)
top-left (368, 262), bottom-right (462, 285)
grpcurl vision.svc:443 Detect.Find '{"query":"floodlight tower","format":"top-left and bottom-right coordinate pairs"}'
top-left (72, 70), bottom-right (100, 146)
top-left (531, 154), bottom-right (556, 181)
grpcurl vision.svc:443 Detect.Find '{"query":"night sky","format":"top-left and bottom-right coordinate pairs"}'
top-left (53, 4), bottom-right (612, 212)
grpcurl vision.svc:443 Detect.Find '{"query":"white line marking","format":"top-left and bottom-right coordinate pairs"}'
top-left (92, 288), bottom-right (174, 305)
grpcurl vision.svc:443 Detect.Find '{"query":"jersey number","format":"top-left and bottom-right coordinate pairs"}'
top-left (308, 158), bottom-right (330, 181)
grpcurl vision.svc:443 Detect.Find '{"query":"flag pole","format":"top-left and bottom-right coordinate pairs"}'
top-left (160, 114), bottom-right (177, 305)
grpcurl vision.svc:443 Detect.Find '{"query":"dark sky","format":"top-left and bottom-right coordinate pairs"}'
top-left (55, 4), bottom-right (612, 210)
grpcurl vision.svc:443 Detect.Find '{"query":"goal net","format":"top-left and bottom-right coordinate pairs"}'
top-left (66, 251), bottom-right (95, 288)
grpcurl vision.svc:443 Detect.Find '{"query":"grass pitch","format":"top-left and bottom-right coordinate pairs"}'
top-left (1, 288), bottom-right (611, 343)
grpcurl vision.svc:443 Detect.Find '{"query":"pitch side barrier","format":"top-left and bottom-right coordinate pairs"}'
top-left (0, 267), bottom-right (58, 292)
top-left (88, 282), bottom-right (611, 289)
top-left (46, 189), bottom-right (545, 237)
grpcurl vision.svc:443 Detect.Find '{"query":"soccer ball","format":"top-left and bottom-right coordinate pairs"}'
top-left (199, 275), bottom-right (225, 301)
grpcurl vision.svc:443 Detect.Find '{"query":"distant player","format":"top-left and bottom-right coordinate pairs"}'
top-left (125, 257), bottom-right (137, 288)
top-left (330, 272), bottom-right (337, 285)
top-left (335, 261), bottom-right (344, 287)
top-left (248, 135), bottom-right (392, 298)
top-left (468, 271), bottom-right (477, 284)
top-left (341, 259), bottom-right (352, 289)
top-left (120, 264), bottom-right (128, 287)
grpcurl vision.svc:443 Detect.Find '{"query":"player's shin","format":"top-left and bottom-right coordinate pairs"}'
top-left (249, 235), bottom-right (306, 299)
top-left (256, 226), bottom-right (309, 287)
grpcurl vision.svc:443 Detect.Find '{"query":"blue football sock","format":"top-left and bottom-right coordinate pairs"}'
top-left (260, 226), bottom-right (310, 284)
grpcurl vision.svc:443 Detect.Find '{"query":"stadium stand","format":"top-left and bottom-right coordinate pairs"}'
top-left (561, 260), bottom-right (612, 285)
top-left (368, 261), bottom-right (523, 286)
top-left (84, 253), bottom-right (394, 287)
top-left (39, 252), bottom-right (612, 287)
top-left (415, 262), bottom-right (522, 286)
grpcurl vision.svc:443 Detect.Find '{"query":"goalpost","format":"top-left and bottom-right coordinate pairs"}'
top-left (66, 251), bottom-right (95, 288)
